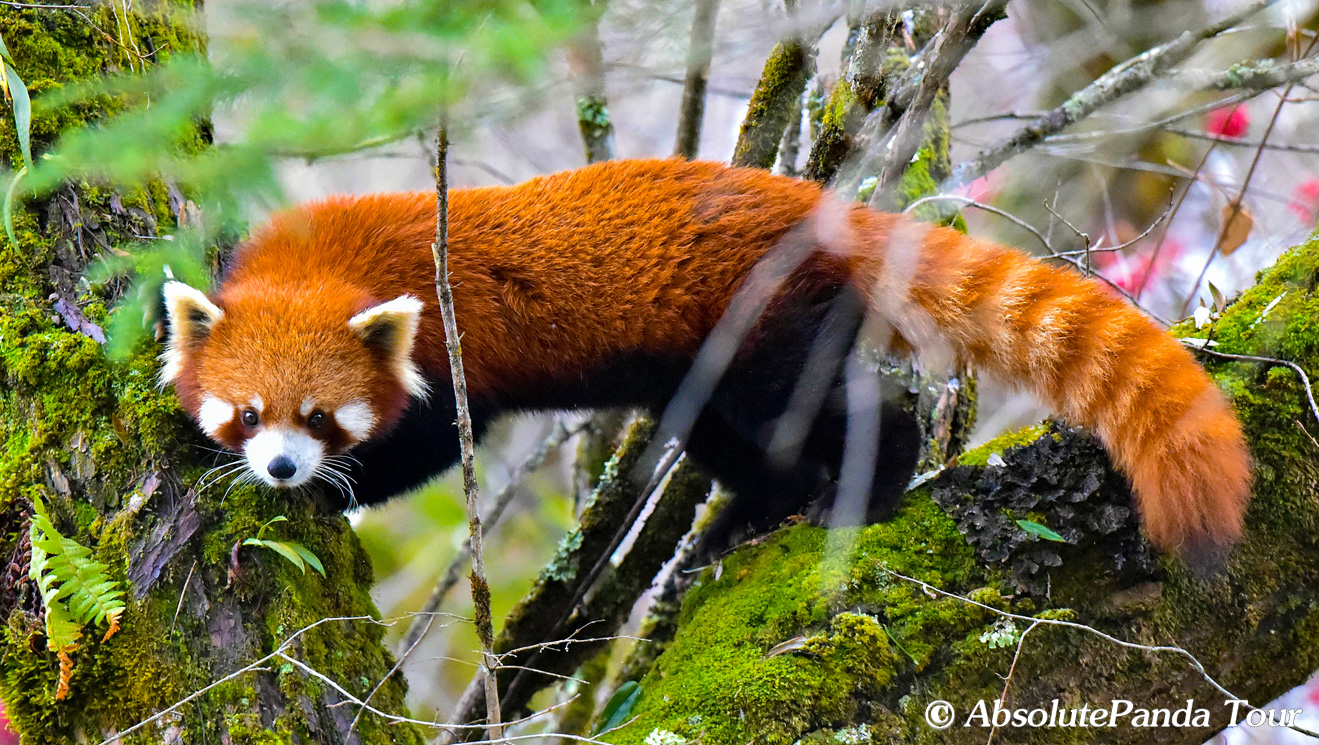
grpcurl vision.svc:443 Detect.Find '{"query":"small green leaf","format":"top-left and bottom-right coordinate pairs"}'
top-left (287, 542), bottom-right (325, 577)
top-left (595, 681), bottom-right (641, 734)
top-left (4, 61), bottom-right (31, 168)
top-left (257, 540), bottom-right (308, 574)
top-left (1016, 519), bottom-right (1066, 543)
top-left (257, 515), bottom-right (289, 538)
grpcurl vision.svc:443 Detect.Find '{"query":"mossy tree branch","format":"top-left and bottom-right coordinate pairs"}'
top-left (731, 12), bottom-right (817, 171)
top-left (600, 236), bottom-right (1319, 745)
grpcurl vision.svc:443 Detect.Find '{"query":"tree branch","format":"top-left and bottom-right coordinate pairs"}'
top-left (946, 0), bottom-right (1277, 188)
top-left (673, 0), bottom-right (720, 159)
top-left (432, 125), bottom-right (502, 739)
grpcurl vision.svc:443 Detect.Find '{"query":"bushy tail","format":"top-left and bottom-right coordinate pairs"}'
top-left (850, 211), bottom-right (1252, 562)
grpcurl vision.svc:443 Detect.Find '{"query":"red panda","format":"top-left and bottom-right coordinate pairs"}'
top-left (160, 158), bottom-right (1252, 562)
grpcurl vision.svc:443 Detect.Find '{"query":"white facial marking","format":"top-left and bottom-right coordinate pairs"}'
top-left (243, 427), bottom-right (324, 488)
top-left (300, 398), bottom-right (316, 417)
top-left (197, 396), bottom-right (235, 437)
top-left (249, 396), bottom-right (265, 413)
top-left (334, 400), bottom-right (376, 441)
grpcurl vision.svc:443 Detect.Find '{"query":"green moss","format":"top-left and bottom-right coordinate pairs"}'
top-left (605, 496), bottom-right (1000, 744)
top-left (733, 41), bottom-right (812, 169)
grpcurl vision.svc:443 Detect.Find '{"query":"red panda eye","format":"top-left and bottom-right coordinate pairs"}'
top-left (241, 409), bottom-right (259, 427)
top-left (307, 412), bottom-right (326, 430)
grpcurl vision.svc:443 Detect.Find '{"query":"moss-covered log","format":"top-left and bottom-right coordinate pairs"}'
top-left (0, 6), bottom-right (423, 743)
top-left (602, 237), bottom-right (1319, 744)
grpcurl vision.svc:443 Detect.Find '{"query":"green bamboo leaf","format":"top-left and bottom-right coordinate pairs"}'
top-left (286, 542), bottom-right (325, 577)
top-left (594, 681), bottom-right (641, 734)
top-left (4, 61), bottom-right (31, 168)
top-left (1016, 519), bottom-right (1067, 543)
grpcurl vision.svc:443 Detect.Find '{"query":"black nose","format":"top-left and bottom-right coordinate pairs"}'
top-left (267, 456), bottom-right (297, 481)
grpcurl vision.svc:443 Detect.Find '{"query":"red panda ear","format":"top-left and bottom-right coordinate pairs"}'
top-left (160, 281), bottom-right (223, 386)
top-left (348, 295), bottom-right (429, 399)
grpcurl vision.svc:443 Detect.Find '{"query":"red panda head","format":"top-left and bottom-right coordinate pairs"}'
top-left (160, 279), bottom-right (429, 493)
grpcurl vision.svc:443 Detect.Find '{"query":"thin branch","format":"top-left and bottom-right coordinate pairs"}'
top-left (396, 419), bottom-right (582, 656)
top-left (902, 194), bottom-right (1053, 254)
top-left (879, 567), bottom-right (1319, 740)
top-left (673, 0), bottom-right (720, 159)
top-left (433, 124), bottom-right (503, 740)
top-left (96, 616), bottom-right (389, 745)
top-left (985, 621), bottom-right (1042, 745)
top-left (946, 0), bottom-right (1277, 188)
top-left (1184, 345), bottom-right (1319, 428)
top-left (1160, 127), bottom-right (1319, 153)
top-left (1179, 32), bottom-right (1319, 317)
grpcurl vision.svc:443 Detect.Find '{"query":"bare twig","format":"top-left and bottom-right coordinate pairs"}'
top-left (946, 0), bottom-right (1277, 188)
top-left (901, 194), bottom-right (1053, 253)
top-left (169, 560), bottom-right (197, 634)
top-left (1160, 127), bottom-right (1319, 154)
top-left (1184, 345), bottom-right (1319, 427)
top-left (433, 125), bottom-right (503, 739)
top-left (396, 420), bottom-right (583, 657)
top-left (96, 616), bottom-right (390, 745)
top-left (986, 621), bottom-right (1042, 745)
top-left (879, 567), bottom-right (1319, 740)
top-left (1179, 33), bottom-right (1319, 317)
top-left (673, 0), bottom-right (720, 159)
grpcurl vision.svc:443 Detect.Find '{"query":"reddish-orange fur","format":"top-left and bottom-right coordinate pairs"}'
top-left (182, 158), bottom-right (1251, 556)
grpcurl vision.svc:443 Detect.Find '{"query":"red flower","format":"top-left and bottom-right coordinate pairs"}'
top-left (1307, 679), bottom-right (1319, 706)
top-left (1204, 105), bottom-right (1250, 138)
top-left (0, 701), bottom-right (16, 745)
top-left (1289, 179), bottom-right (1319, 224)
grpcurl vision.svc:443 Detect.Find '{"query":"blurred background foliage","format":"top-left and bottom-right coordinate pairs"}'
top-left (2, 0), bottom-right (1318, 739)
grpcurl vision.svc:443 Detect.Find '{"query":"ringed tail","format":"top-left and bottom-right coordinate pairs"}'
top-left (847, 209), bottom-right (1252, 562)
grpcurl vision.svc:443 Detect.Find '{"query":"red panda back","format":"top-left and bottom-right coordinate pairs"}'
top-left (209, 158), bottom-right (1251, 559)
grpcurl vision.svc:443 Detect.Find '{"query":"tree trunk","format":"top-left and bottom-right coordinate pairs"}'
top-left (0, 5), bottom-right (423, 744)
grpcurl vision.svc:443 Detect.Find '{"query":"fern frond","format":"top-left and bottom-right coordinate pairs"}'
top-left (29, 507), bottom-right (126, 630)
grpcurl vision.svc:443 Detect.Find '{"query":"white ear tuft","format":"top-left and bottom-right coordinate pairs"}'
top-left (348, 295), bottom-right (429, 399)
top-left (159, 281), bottom-right (224, 386)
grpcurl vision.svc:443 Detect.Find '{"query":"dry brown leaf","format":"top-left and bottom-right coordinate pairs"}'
top-left (101, 608), bottom-right (123, 643)
top-left (1217, 203), bottom-right (1254, 257)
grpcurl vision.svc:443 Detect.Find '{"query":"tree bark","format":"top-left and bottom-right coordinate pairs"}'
top-left (0, 6), bottom-right (423, 743)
